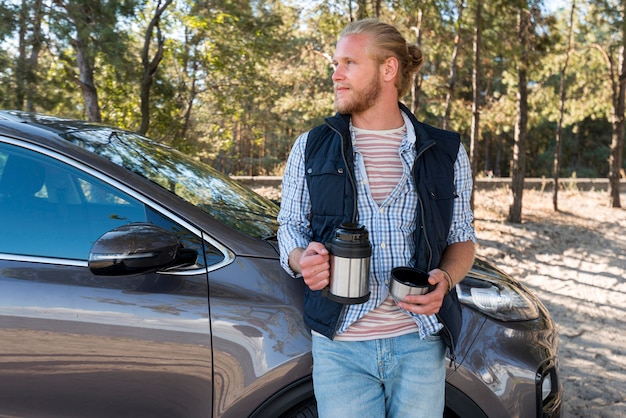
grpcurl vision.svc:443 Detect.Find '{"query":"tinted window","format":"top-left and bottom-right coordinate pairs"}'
top-left (63, 129), bottom-right (279, 239)
top-left (0, 143), bottom-right (210, 265)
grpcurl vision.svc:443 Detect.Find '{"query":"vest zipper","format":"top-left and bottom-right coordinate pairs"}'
top-left (436, 312), bottom-right (458, 369)
top-left (328, 122), bottom-right (358, 224)
top-left (413, 140), bottom-right (436, 270)
top-left (415, 141), bottom-right (458, 367)
top-left (327, 122), bottom-right (356, 338)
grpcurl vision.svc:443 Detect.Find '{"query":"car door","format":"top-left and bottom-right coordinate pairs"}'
top-left (0, 140), bottom-right (215, 417)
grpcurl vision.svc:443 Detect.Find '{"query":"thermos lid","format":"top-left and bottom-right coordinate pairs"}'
top-left (328, 223), bottom-right (372, 258)
top-left (334, 222), bottom-right (369, 243)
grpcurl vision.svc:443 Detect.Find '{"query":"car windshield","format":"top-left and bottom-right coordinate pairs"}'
top-left (64, 128), bottom-right (279, 239)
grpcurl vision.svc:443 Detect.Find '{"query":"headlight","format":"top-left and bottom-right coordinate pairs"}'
top-left (542, 373), bottom-right (553, 401)
top-left (457, 277), bottom-right (539, 321)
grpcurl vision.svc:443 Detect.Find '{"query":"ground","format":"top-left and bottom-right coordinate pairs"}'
top-left (252, 185), bottom-right (626, 417)
top-left (474, 188), bottom-right (626, 418)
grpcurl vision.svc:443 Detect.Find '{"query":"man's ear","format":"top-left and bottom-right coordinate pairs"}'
top-left (382, 56), bottom-right (399, 81)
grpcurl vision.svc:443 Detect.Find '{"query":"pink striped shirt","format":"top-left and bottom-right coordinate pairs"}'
top-left (352, 126), bottom-right (405, 205)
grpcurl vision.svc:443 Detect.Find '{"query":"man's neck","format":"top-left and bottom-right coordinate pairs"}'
top-left (351, 101), bottom-right (404, 131)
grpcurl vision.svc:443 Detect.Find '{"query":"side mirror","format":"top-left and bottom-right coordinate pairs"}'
top-left (89, 223), bottom-right (196, 276)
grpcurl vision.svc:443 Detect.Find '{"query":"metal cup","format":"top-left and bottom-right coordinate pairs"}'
top-left (390, 267), bottom-right (434, 301)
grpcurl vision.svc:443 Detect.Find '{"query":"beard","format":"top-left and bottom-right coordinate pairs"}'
top-left (334, 74), bottom-right (382, 114)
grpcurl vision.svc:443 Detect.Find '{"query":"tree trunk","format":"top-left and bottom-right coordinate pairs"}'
top-left (357, 0), bottom-right (368, 19)
top-left (181, 69), bottom-right (197, 141)
top-left (508, 7), bottom-right (529, 224)
top-left (410, 10), bottom-right (423, 115)
top-left (608, 0), bottom-right (626, 208)
top-left (14, 0), bottom-right (42, 110)
top-left (553, 2), bottom-right (576, 211)
top-left (138, 0), bottom-right (173, 135)
top-left (483, 135), bottom-right (490, 174)
top-left (67, 3), bottom-right (101, 122)
top-left (74, 42), bottom-right (101, 122)
top-left (495, 136), bottom-right (502, 177)
top-left (15, 0), bottom-right (28, 110)
top-left (442, 0), bottom-right (465, 131)
top-left (469, 0), bottom-right (482, 211)
top-left (25, 0), bottom-right (43, 112)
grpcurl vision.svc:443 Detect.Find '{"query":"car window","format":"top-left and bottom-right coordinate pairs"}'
top-left (64, 129), bottom-right (280, 239)
top-left (0, 142), bottom-right (213, 266)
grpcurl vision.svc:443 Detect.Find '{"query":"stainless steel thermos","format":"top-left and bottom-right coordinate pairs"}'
top-left (326, 223), bottom-right (372, 304)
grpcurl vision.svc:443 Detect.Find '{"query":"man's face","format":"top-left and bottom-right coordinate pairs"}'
top-left (332, 34), bottom-right (383, 114)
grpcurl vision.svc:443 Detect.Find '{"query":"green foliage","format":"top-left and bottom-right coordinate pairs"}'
top-left (0, 0), bottom-right (624, 177)
top-left (0, 1), bottom-right (17, 40)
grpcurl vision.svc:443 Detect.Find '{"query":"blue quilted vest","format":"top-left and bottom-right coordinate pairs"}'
top-left (304, 102), bottom-right (463, 355)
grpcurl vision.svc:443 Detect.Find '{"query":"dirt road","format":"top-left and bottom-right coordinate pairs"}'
top-left (474, 189), bottom-right (626, 418)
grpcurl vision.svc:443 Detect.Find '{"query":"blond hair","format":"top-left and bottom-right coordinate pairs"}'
top-left (340, 18), bottom-right (423, 98)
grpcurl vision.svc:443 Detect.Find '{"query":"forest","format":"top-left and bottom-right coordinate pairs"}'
top-left (0, 0), bottom-right (625, 216)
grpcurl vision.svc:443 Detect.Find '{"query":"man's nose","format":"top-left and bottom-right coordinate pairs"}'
top-left (332, 66), bottom-right (343, 81)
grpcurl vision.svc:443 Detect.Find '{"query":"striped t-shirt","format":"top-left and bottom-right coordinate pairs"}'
top-left (335, 124), bottom-right (419, 341)
top-left (352, 125), bottom-right (405, 205)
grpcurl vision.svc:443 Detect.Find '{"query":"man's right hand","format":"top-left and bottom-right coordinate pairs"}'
top-left (289, 242), bottom-right (330, 291)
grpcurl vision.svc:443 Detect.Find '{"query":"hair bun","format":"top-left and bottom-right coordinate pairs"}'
top-left (407, 44), bottom-right (424, 73)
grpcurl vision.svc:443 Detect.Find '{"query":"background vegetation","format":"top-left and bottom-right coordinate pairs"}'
top-left (1, 0), bottom-right (625, 216)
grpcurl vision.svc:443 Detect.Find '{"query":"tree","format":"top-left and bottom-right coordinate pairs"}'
top-left (552, 1), bottom-right (576, 211)
top-left (508, 2), bottom-right (553, 222)
top-left (409, 9), bottom-right (424, 115)
top-left (1, 0), bottom-right (624, 181)
top-left (469, 0), bottom-right (483, 210)
top-left (442, 0), bottom-right (466, 131)
top-left (607, 0), bottom-right (626, 208)
top-left (508, 4), bottom-right (531, 223)
top-left (15, 0), bottom-right (44, 111)
top-left (584, 0), bottom-right (626, 208)
top-left (62, 1), bottom-right (103, 121)
top-left (138, 0), bottom-right (173, 135)
top-left (399, 0), bottom-right (469, 128)
top-left (48, 0), bottom-right (136, 122)
top-left (0, 2), bottom-right (16, 109)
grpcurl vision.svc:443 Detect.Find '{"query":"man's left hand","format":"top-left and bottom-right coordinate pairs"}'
top-left (396, 269), bottom-right (448, 315)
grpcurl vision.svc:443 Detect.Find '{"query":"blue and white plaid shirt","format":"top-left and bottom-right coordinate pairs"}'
top-left (278, 112), bottom-right (476, 338)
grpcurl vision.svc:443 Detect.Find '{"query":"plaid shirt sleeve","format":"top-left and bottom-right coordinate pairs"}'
top-left (277, 132), bottom-right (313, 277)
top-left (448, 145), bottom-right (476, 245)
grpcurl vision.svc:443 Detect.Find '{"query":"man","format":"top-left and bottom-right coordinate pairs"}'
top-left (278, 18), bottom-right (475, 417)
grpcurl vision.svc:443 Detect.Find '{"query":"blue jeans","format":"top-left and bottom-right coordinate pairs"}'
top-left (312, 332), bottom-right (446, 418)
